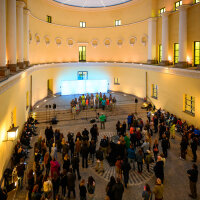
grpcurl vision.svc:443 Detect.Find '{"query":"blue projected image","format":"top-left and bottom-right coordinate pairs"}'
top-left (61, 80), bottom-right (108, 95)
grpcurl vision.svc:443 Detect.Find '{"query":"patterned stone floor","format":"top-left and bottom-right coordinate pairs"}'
top-left (7, 93), bottom-right (200, 200)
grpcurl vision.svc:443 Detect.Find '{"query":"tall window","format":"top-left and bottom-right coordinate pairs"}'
top-left (114, 78), bottom-right (120, 85)
top-left (80, 21), bottom-right (86, 28)
top-left (47, 15), bottom-right (52, 23)
top-left (174, 43), bottom-right (179, 64)
top-left (159, 45), bottom-right (162, 63)
top-left (26, 91), bottom-right (29, 110)
top-left (79, 46), bottom-right (86, 62)
top-left (175, 0), bottom-right (182, 10)
top-left (194, 41), bottom-right (200, 66)
top-left (115, 20), bottom-right (121, 26)
top-left (78, 71), bottom-right (88, 80)
top-left (184, 94), bottom-right (195, 115)
top-left (194, 0), bottom-right (200, 3)
top-left (152, 84), bottom-right (158, 99)
top-left (160, 7), bottom-right (166, 14)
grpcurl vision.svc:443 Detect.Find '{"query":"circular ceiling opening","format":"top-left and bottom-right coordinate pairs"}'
top-left (53, 0), bottom-right (132, 8)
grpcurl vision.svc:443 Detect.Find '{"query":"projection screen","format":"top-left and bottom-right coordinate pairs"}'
top-left (61, 80), bottom-right (108, 95)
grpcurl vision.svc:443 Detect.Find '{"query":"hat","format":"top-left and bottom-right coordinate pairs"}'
top-left (146, 150), bottom-right (151, 154)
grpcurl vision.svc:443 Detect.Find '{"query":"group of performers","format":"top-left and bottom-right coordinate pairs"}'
top-left (70, 92), bottom-right (117, 114)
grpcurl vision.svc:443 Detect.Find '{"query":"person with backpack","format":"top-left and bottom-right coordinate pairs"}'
top-left (71, 153), bottom-right (81, 180)
top-left (95, 148), bottom-right (104, 173)
top-left (106, 176), bottom-right (116, 200)
top-left (112, 178), bottom-right (124, 200)
top-left (145, 150), bottom-right (154, 172)
top-left (87, 176), bottom-right (95, 200)
top-left (142, 184), bottom-right (152, 200)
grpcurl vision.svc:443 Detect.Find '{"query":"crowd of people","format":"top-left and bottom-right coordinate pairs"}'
top-left (70, 93), bottom-right (117, 117)
top-left (1, 103), bottom-right (199, 200)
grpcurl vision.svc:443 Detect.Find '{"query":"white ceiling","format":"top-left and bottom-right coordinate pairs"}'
top-left (53, 0), bottom-right (132, 8)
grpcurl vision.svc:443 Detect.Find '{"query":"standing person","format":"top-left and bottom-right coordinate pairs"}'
top-left (102, 98), bottom-right (106, 110)
top-left (187, 164), bottom-right (198, 199)
top-left (95, 148), bottom-right (104, 173)
top-left (142, 184), bottom-right (152, 200)
top-left (170, 123), bottom-right (176, 139)
top-left (106, 176), bottom-right (116, 200)
top-left (136, 149), bottom-right (144, 174)
top-left (121, 158), bottom-right (131, 188)
top-left (100, 136), bottom-right (108, 158)
top-left (87, 176), bottom-right (95, 200)
top-left (153, 115), bottom-right (158, 134)
top-left (99, 113), bottom-right (106, 129)
top-left (16, 158), bottom-right (26, 189)
top-left (154, 156), bottom-right (164, 183)
top-left (191, 137), bottom-right (198, 162)
top-left (43, 175), bottom-right (53, 199)
top-left (52, 172), bottom-right (60, 200)
top-left (112, 178), bottom-right (124, 200)
top-left (60, 170), bottom-right (67, 198)
top-left (153, 139), bottom-right (159, 162)
top-left (161, 135), bottom-right (168, 158)
top-left (153, 178), bottom-right (164, 200)
top-left (127, 144), bottom-right (136, 171)
top-left (50, 158), bottom-right (60, 177)
top-left (67, 168), bottom-right (76, 199)
top-left (145, 150), bottom-right (154, 172)
top-left (115, 157), bottom-right (123, 179)
top-left (81, 141), bottom-right (89, 168)
top-left (44, 152), bottom-right (51, 176)
top-left (71, 153), bottom-right (81, 180)
top-left (51, 143), bottom-right (58, 160)
top-left (63, 154), bottom-right (70, 172)
top-left (75, 138), bottom-right (82, 156)
top-left (127, 114), bottom-right (132, 130)
top-left (27, 169), bottom-right (35, 200)
top-left (141, 139), bottom-right (150, 159)
top-left (89, 140), bottom-right (96, 164)
top-left (79, 179), bottom-right (87, 200)
top-left (180, 136), bottom-right (188, 160)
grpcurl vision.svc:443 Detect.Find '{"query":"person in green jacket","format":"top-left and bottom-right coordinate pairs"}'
top-left (124, 134), bottom-right (130, 149)
top-left (99, 113), bottom-right (106, 129)
top-left (145, 150), bottom-right (154, 172)
top-left (153, 178), bottom-right (164, 200)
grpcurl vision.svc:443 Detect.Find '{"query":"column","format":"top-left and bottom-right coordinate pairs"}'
top-left (24, 9), bottom-right (30, 67)
top-left (7, 0), bottom-right (18, 72)
top-left (177, 5), bottom-right (189, 68)
top-left (161, 12), bottom-right (170, 65)
top-left (16, 1), bottom-right (25, 69)
top-left (0, 0), bottom-right (10, 76)
top-left (147, 18), bottom-right (157, 64)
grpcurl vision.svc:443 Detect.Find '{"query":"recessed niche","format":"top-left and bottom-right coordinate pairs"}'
top-left (55, 37), bottom-right (62, 46)
top-left (44, 35), bottom-right (50, 45)
top-left (129, 37), bottom-right (137, 46)
top-left (104, 38), bottom-right (111, 47)
top-left (67, 39), bottom-right (74, 47)
top-left (117, 39), bottom-right (123, 47)
top-left (141, 35), bottom-right (148, 46)
top-left (35, 33), bottom-right (40, 44)
top-left (91, 39), bottom-right (98, 48)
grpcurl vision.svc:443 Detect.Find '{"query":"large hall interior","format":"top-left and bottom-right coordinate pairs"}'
top-left (0, 0), bottom-right (200, 200)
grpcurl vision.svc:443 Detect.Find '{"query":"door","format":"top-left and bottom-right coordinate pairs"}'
top-left (79, 46), bottom-right (86, 62)
top-left (47, 79), bottom-right (53, 96)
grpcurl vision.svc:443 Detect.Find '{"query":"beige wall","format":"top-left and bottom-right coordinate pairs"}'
top-left (1, 63), bottom-right (200, 181)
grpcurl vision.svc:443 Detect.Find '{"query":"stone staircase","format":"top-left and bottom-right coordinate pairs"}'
top-left (31, 103), bottom-right (147, 124)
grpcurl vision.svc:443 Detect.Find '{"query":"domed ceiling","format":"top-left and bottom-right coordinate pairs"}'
top-left (53, 0), bottom-right (132, 8)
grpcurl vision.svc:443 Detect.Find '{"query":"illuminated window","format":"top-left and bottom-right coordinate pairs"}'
top-left (79, 46), bottom-right (86, 62)
top-left (115, 20), bottom-right (121, 26)
top-left (194, 0), bottom-right (200, 3)
top-left (80, 21), bottom-right (86, 28)
top-left (175, 0), bottom-right (182, 10)
top-left (194, 41), bottom-right (200, 66)
top-left (158, 45), bottom-right (162, 63)
top-left (160, 7), bottom-right (166, 14)
top-left (174, 43), bottom-right (179, 64)
top-left (78, 71), bottom-right (88, 80)
top-left (114, 78), bottom-right (120, 85)
top-left (152, 84), bottom-right (158, 99)
top-left (184, 94), bottom-right (195, 115)
top-left (47, 15), bottom-right (52, 23)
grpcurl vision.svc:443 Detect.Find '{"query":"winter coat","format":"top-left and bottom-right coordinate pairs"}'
top-left (50, 160), bottom-right (60, 177)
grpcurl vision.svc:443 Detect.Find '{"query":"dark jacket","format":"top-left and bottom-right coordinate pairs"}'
top-left (67, 172), bottom-right (76, 189)
top-left (187, 169), bottom-right (198, 182)
top-left (112, 182), bottom-right (124, 200)
top-left (81, 143), bottom-right (89, 157)
top-left (79, 184), bottom-right (87, 198)
top-left (154, 161), bottom-right (164, 179)
top-left (96, 149), bottom-right (104, 161)
top-left (71, 156), bottom-right (80, 169)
